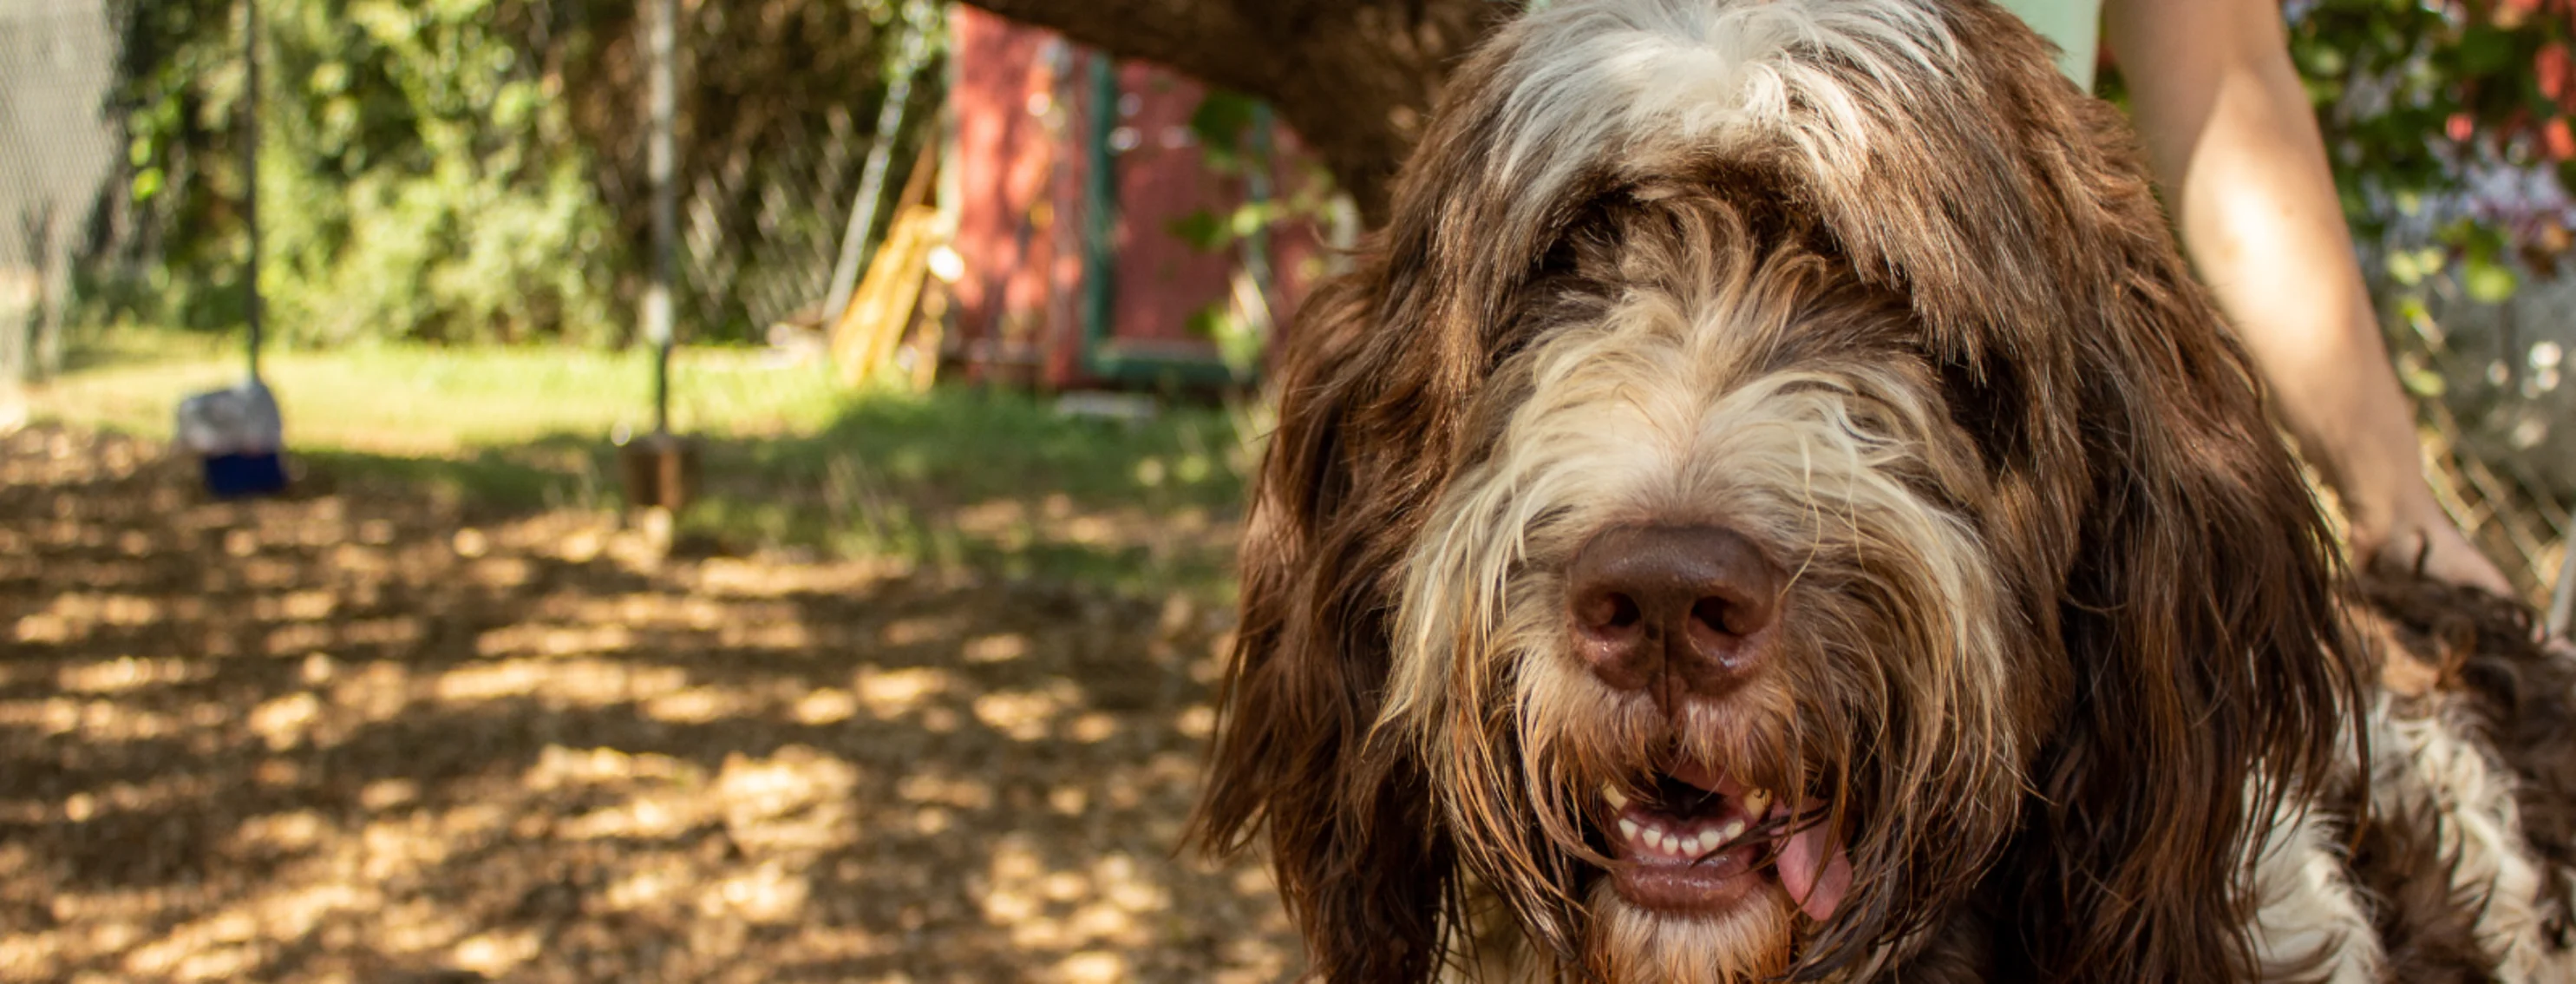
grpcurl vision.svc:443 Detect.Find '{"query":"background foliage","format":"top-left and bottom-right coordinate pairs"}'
top-left (93, 0), bottom-right (2576, 348)
top-left (2285, 0), bottom-right (2576, 597)
top-left (2289, 0), bottom-right (2576, 302)
top-left (105, 0), bottom-right (935, 346)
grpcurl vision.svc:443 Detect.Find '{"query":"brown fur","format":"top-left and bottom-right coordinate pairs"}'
top-left (1192, 1), bottom-right (2366, 980)
top-left (1415, 179), bottom-right (2037, 979)
top-left (2358, 567), bottom-right (2576, 954)
top-left (2350, 790), bottom-right (2507, 982)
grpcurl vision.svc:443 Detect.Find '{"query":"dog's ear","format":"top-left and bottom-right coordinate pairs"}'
top-left (2017, 195), bottom-right (2362, 977)
top-left (1694, 3), bottom-right (2363, 974)
top-left (1187, 266), bottom-right (1462, 983)
top-left (1188, 28), bottom-right (1602, 981)
top-left (1815, 7), bottom-right (2368, 978)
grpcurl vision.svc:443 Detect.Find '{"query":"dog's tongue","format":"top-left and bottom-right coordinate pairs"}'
top-left (1777, 821), bottom-right (1853, 922)
top-left (1668, 758), bottom-right (1848, 920)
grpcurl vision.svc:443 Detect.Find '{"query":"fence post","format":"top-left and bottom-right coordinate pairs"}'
top-left (645, 0), bottom-right (677, 434)
top-left (2549, 541), bottom-right (2576, 640)
top-left (242, 0), bottom-right (263, 382)
top-left (822, 3), bottom-right (935, 327)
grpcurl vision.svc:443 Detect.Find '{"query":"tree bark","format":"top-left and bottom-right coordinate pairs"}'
top-left (951, 0), bottom-right (1511, 222)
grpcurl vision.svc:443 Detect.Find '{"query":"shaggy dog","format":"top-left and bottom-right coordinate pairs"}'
top-left (1191, 0), bottom-right (2576, 981)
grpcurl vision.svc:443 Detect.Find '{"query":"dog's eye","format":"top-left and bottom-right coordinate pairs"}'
top-left (1537, 233), bottom-right (1588, 279)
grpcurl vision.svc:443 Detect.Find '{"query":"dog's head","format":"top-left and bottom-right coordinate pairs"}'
top-left (1194, 1), bottom-right (2364, 981)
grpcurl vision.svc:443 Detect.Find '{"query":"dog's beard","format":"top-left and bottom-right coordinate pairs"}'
top-left (1586, 880), bottom-right (1801, 984)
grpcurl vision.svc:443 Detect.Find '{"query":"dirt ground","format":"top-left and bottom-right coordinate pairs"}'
top-left (0, 426), bottom-right (1298, 982)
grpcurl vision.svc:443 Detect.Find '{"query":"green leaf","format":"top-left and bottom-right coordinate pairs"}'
top-left (2465, 256), bottom-right (2520, 303)
top-left (1187, 91), bottom-right (1263, 160)
top-left (310, 62), bottom-right (350, 95)
top-left (2397, 293), bottom-right (2431, 326)
top-left (1185, 303), bottom-right (1231, 340)
top-left (1167, 210), bottom-right (1230, 252)
top-left (2456, 25), bottom-right (2519, 76)
top-left (1227, 201), bottom-right (1276, 239)
top-left (2387, 249), bottom-right (2427, 286)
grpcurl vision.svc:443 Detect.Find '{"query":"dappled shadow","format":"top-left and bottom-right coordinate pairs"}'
top-left (284, 386), bottom-right (1249, 601)
top-left (0, 425), bottom-right (1294, 982)
top-left (692, 390), bottom-right (1248, 596)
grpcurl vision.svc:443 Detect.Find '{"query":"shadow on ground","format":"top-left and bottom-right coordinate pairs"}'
top-left (0, 424), bottom-right (1294, 983)
top-left (293, 387), bottom-right (1250, 602)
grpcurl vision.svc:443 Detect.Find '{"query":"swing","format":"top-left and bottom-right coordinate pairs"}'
top-left (174, 0), bottom-right (285, 499)
top-left (613, 0), bottom-right (698, 513)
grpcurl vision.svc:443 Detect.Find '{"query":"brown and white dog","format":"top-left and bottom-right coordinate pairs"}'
top-left (1191, 0), bottom-right (2576, 981)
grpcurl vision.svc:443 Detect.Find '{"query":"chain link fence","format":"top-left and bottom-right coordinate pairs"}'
top-left (2390, 270), bottom-right (2576, 613)
top-left (664, 78), bottom-right (938, 341)
top-left (634, 2), bottom-right (942, 342)
top-left (4, 0), bottom-right (935, 351)
top-left (0, 0), bottom-right (127, 407)
top-left (503, 0), bottom-right (944, 344)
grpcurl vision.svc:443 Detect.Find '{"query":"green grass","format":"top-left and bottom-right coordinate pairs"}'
top-left (36, 338), bottom-right (847, 453)
top-left (29, 337), bottom-right (1254, 600)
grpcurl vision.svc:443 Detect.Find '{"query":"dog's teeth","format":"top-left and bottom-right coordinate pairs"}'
top-left (1618, 818), bottom-right (1641, 843)
top-left (1655, 830), bottom-right (1677, 854)
top-left (1603, 784), bottom-right (1630, 810)
top-left (1741, 788), bottom-right (1773, 817)
top-left (1716, 818), bottom-right (1747, 845)
top-left (1684, 832), bottom-right (1710, 855)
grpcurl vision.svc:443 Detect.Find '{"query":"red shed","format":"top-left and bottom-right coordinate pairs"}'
top-left (944, 7), bottom-right (1335, 390)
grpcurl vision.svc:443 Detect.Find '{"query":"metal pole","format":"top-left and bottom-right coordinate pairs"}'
top-left (2547, 536), bottom-right (2576, 640)
top-left (1077, 51), bottom-right (1117, 377)
top-left (821, 8), bottom-right (925, 325)
top-left (243, 0), bottom-right (263, 382)
top-left (1243, 102), bottom-right (1275, 304)
top-left (645, 0), bottom-right (677, 434)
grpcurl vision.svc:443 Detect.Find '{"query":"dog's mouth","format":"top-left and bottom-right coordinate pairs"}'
top-left (1599, 757), bottom-right (1851, 922)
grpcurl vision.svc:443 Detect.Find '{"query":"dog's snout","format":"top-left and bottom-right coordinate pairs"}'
top-left (1567, 524), bottom-right (1782, 694)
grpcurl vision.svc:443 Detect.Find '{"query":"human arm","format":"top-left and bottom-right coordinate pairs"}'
top-left (2102, 0), bottom-right (2515, 595)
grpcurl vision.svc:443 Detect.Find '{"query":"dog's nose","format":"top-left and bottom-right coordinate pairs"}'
top-left (1566, 524), bottom-right (1782, 694)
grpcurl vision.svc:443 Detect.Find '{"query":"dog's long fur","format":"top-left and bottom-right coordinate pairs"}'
top-left (1190, 1), bottom-right (2576, 980)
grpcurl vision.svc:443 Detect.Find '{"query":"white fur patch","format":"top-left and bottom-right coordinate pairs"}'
top-left (2370, 696), bottom-right (2575, 982)
top-left (1439, 885), bottom-right (1798, 984)
top-left (1585, 883), bottom-right (1800, 983)
top-left (2241, 787), bottom-right (2383, 983)
top-left (1487, 0), bottom-right (1962, 233)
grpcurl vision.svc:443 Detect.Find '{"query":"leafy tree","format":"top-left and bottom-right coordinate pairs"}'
top-left (105, 0), bottom-right (2573, 343)
top-left (108, 0), bottom-right (932, 344)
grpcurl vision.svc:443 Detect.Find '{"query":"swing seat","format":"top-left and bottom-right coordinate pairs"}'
top-left (201, 451), bottom-right (288, 498)
top-left (177, 380), bottom-right (288, 499)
